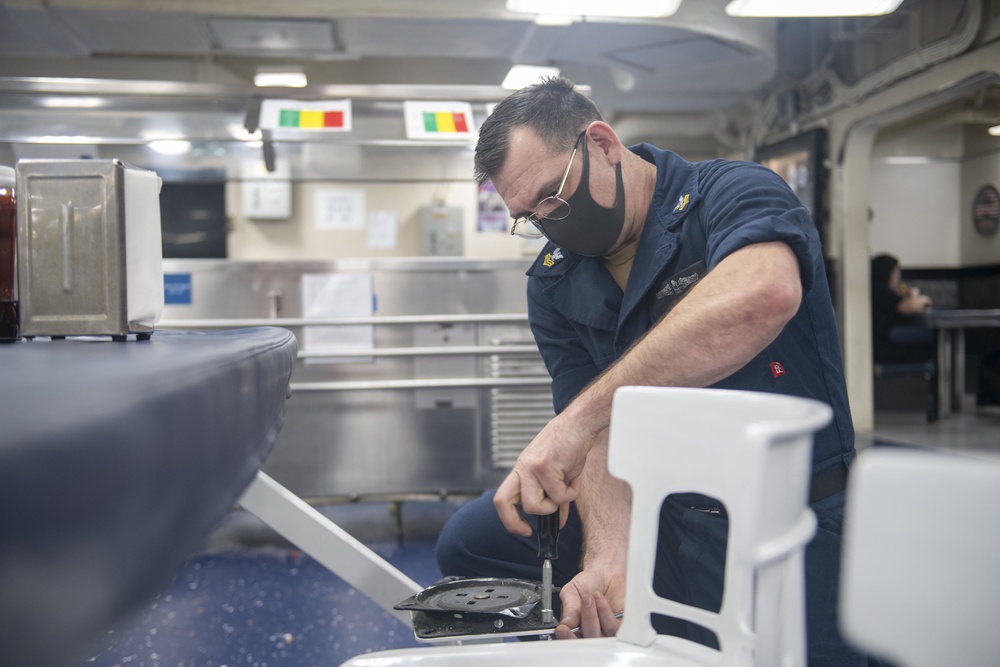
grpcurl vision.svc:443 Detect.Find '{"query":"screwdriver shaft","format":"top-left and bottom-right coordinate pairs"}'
top-left (538, 512), bottom-right (559, 625)
top-left (541, 558), bottom-right (554, 624)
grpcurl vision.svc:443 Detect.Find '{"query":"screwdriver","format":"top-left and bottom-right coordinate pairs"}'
top-left (537, 511), bottom-right (560, 625)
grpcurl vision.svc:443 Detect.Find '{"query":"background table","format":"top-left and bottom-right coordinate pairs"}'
top-left (924, 309), bottom-right (1000, 418)
top-left (0, 328), bottom-right (297, 667)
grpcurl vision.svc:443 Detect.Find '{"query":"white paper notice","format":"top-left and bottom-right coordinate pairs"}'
top-left (314, 188), bottom-right (365, 230)
top-left (367, 210), bottom-right (398, 249)
top-left (301, 273), bottom-right (374, 364)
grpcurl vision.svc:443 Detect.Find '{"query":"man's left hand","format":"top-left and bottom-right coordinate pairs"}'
top-left (554, 568), bottom-right (625, 639)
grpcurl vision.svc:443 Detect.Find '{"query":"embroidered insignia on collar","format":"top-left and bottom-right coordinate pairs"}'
top-left (542, 248), bottom-right (563, 267)
top-left (673, 193), bottom-right (690, 213)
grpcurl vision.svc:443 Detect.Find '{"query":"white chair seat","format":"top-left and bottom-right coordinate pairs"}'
top-left (839, 447), bottom-right (1000, 667)
top-left (344, 635), bottom-right (722, 667)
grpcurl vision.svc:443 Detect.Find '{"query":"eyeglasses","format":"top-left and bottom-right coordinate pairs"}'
top-left (510, 131), bottom-right (586, 239)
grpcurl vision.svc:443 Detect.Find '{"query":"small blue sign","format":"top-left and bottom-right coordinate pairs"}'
top-left (164, 273), bottom-right (192, 305)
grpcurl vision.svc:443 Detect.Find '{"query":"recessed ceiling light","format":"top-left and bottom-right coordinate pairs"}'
top-left (253, 71), bottom-right (308, 88)
top-left (506, 0), bottom-right (681, 18)
top-left (228, 124), bottom-right (263, 141)
top-left (502, 65), bottom-right (561, 90)
top-left (879, 156), bottom-right (933, 165)
top-left (725, 0), bottom-right (905, 17)
top-left (40, 97), bottom-right (104, 109)
top-left (148, 140), bottom-right (192, 156)
top-left (533, 14), bottom-right (576, 26)
top-left (32, 135), bottom-right (100, 144)
top-left (989, 124), bottom-right (1000, 137)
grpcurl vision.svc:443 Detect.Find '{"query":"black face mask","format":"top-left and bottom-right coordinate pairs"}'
top-left (538, 138), bottom-right (626, 257)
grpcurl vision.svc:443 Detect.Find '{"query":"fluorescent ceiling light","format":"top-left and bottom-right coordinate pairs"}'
top-left (253, 71), bottom-right (308, 88)
top-left (148, 140), bottom-right (192, 156)
top-left (502, 65), bottom-right (561, 90)
top-left (878, 156), bottom-right (933, 165)
top-left (507, 0), bottom-right (681, 18)
top-left (228, 123), bottom-right (262, 141)
top-left (32, 136), bottom-right (101, 144)
top-left (989, 124), bottom-right (1000, 137)
top-left (40, 97), bottom-right (104, 109)
top-left (533, 14), bottom-right (576, 26)
top-left (726, 0), bottom-right (904, 17)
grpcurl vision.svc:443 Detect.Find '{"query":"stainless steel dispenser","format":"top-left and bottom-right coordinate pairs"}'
top-left (16, 159), bottom-right (164, 340)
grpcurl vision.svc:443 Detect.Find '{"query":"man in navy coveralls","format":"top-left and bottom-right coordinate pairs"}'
top-left (436, 77), bottom-right (864, 666)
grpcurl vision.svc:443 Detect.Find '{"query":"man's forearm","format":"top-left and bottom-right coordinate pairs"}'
top-left (574, 432), bottom-right (631, 573)
top-left (561, 242), bottom-right (801, 441)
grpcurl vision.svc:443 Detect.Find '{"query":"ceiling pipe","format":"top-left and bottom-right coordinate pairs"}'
top-left (749, 0), bottom-right (983, 149)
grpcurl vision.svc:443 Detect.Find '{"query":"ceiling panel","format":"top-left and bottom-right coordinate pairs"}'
top-left (341, 17), bottom-right (527, 60)
top-left (545, 22), bottom-right (697, 65)
top-left (0, 7), bottom-right (90, 57)
top-left (612, 37), bottom-right (775, 92)
top-left (53, 8), bottom-right (212, 55)
top-left (208, 18), bottom-right (338, 54)
top-left (613, 36), bottom-right (750, 73)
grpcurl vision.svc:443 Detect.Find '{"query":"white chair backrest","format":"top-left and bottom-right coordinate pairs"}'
top-left (839, 447), bottom-right (1000, 667)
top-left (607, 386), bottom-right (832, 667)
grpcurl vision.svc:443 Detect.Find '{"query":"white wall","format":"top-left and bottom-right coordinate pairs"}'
top-left (223, 142), bottom-right (537, 261)
top-left (960, 128), bottom-right (1000, 267)
top-left (224, 179), bottom-right (537, 261)
top-left (869, 122), bottom-right (1000, 269)
top-left (869, 160), bottom-right (962, 267)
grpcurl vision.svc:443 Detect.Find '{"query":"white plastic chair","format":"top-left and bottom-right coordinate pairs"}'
top-left (340, 386), bottom-right (832, 667)
top-left (839, 447), bottom-right (1000, 667)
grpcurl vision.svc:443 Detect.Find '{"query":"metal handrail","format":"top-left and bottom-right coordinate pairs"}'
top-left (160, 314), bottom-right (548, 391)
top-left (158, 313), bottom-right (529, 328)
top-left (299, 344), bottom-right (539, 359)
top-left (290, 377), bottom-right (551, 392)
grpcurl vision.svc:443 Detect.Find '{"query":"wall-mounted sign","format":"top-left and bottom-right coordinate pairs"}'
top-left (163, 273), bottom-right (192, 305)
top-left (301, 273), bottom-right (374, 365)
top-left (259, 99), bottom-right (352, 131)
top-left (403, 101), bottom-right (475, 140)
top-left (314, 188), bottom-right (365, 230)
top-left (241, 180), bottom-right (292, 220)
top-left (478, 181), bottom-right (508, 233)
top-left (972, 184), bottom-right (999, 238)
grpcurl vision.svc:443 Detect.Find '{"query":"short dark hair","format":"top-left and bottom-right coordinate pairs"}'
top-left (474, 76), bottom-right (604, 185)
top-left (871, 253), bottom-right (900, 286)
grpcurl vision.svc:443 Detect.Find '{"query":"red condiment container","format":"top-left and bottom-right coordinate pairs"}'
top-left (0, 165), bottom-right (18, 340)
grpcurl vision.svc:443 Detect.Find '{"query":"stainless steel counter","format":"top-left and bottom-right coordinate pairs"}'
top-left (160, 258), bottom-right (553, 500)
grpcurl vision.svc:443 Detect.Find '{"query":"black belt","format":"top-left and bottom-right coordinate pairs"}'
top-left (689, 461), bottom-right (850, 519)
top-left (809, 461), bottom-right (850, 504)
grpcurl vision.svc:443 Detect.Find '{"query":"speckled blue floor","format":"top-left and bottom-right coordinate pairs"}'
top-left (78, 500), bottom-right (464, 667)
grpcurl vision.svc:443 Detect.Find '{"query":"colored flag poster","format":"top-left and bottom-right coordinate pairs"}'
top-left (259, 99), bottom-right (352, 131)
top-left (403, 101), bottom-right (475, 140)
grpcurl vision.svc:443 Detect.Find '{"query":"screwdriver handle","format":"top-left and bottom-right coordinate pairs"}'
top-left (537, 511), bottom-right (560, 560)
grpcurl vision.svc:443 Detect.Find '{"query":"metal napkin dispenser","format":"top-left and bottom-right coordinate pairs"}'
top-left (16, 159), bottom-right (164, 339)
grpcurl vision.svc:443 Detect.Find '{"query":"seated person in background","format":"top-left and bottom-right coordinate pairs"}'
top-left (870, 253), bottom-right (935, 364)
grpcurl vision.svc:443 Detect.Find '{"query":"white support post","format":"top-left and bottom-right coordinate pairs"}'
top-left (238, 471), bottom-right (423, 627)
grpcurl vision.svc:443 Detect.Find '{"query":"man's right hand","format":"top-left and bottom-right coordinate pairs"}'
top-left (492, 413), bottom-right (594, 536)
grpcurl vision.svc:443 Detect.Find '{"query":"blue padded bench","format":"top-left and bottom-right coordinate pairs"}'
top-left (0, 327), bottom-right (297, 667)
